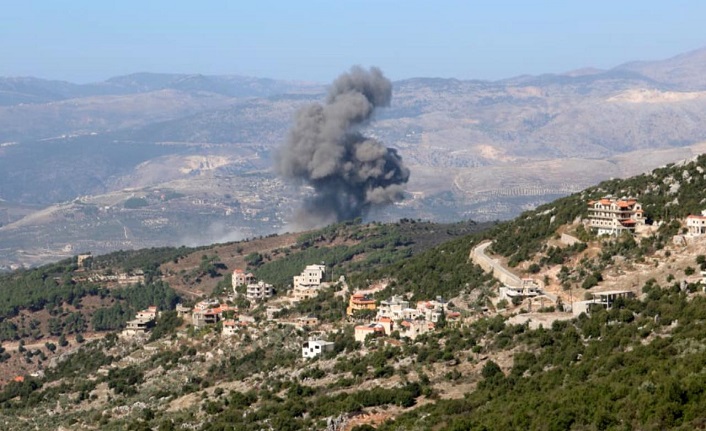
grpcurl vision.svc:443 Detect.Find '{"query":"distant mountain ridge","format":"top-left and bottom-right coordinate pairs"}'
top-left (6, 47), bottom-right (706, 107)
top-left (616, 46), bottom-right (706, 90)
top-left (3, 47), bottom-right (706, 267)
top-left (0, 72), bottom-right (323, 106)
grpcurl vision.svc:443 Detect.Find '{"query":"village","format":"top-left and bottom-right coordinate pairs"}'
top-left (119, 262), bottom-right (466, 359)
top-left (114, 195), bottom-right (706, 360)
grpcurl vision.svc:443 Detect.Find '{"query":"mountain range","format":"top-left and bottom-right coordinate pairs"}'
top-left (3, 47), bottom-right (706, 267)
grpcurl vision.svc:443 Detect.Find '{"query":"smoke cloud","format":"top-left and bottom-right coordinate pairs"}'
top-left (276, 66), bottom-right (410, 228)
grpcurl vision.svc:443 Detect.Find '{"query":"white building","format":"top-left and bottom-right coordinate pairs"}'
top-left (587, 197), bottom-right (645, 236)
top-left (499, 279), bottom-right (542, 302)
top-left (416, 298), bottom-right (447, 323)
top-left (293, 264), bottom-right (326, 301)
top-left (246, 281), bottom-right (274, 302)
top-left (302, 339), bottom-right (335, 358)
top-left (232, 269), bottom-right (255, 295)
top-left (222, 319), bottom-right (238, 336)
top-left (686, 211), bottom-right (706, 236)
top-left (122, 306), bottom-right (158, 337)
top-left (572, 290), bottom-right (635, 316)
top-left (135, 305), bottom-right (158, 320)
top-left (377, 295), bottom-right (414, 320)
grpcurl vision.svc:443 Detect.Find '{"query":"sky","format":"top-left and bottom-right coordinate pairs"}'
top-left (1, 1), bottom-right (705, 84)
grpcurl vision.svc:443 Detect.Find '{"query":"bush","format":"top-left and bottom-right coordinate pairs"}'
top-left (124, 197), bottom-right (149, 209)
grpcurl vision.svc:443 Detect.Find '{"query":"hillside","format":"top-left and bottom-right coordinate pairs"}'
top-left (6, 47), bottom-right (706, 267)
top-left (2, 158), bottom-right (706, 429)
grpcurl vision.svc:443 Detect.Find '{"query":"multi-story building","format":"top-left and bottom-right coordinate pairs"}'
top-left (587, 197), bottom-right (645, 236)
top-left (122, 306), bottom-right (158, 336)
top-left (377, 295), bottom-right (414, 320)
top-left (222, 319), bottom-right (238, 336)
top-left (346, 293), bottom-right (377, 316)
top-left (415, 297), bottom-right (447, 323)
top-left (191, 300), bottom-right (235, 328)
top-left (399, 320), bottom-right (434, 340)
top-left (246, 281), bottom-right (274, 302)
top-left (232, 269), bottom-right (255, 295)
top-left (292, 264), bottom-right (326, 301)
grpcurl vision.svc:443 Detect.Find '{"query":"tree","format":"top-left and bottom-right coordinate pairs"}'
top-left (481, 360), bottom-right (502, 380)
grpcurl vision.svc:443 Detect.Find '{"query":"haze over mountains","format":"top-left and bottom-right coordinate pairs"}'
top-left (3, 47), bottom-right (706, 268)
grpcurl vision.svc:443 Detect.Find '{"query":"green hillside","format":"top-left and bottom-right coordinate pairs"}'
top-left (2, 156), bottom-right (706, 430)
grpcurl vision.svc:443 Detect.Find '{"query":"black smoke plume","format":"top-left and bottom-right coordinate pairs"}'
top-left (276, 66), bottom-right (410, 228)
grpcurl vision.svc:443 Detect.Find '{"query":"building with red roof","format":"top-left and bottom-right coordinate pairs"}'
top-left (587, 196), bottom-right (645, 236)
top-left (346, 292), bottom-right (377, 316)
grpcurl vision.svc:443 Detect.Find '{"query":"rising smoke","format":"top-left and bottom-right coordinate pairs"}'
top-left (276, 66), bottom-right (410, 228)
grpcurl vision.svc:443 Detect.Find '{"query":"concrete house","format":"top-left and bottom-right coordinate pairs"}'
top-left (232, 269), bottom-right (255, 295)
top-left (354, 323), bottom-right (386, 342)
top-left (246, 281), bottom-right (274, 302)
top-left (399, 320), bottom-right (434, 340)
top-left (192, 300), bottom-right (234, 328)
top-left (122, 306), bottom-right (158, 336)
top-left (346, 293), bottom-right (377, 316)
top-left (686, 212), bottom-right (706, 235)
top-left (377, 296), bottom-right (415, 320)
top-left (302, 339), bottom-right (335, 359)
top-left (572, 290), bottom-right (635, 316)
top-left (293, 264), bottom-right (326, 301)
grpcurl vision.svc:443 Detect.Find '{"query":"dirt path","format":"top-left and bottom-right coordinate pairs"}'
top-left (1, 333), bottom-right (107, 353)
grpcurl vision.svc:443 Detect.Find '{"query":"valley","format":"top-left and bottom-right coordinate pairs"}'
top-left (4, 48), bottom-right (706, 267)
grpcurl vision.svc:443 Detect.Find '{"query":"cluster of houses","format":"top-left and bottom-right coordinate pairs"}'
top-left (176, 299), bottom-right (255, 334)
top-left (349, 295), bottom-right (460, 343)
top-left (116, 262), bottom-right (464, 358)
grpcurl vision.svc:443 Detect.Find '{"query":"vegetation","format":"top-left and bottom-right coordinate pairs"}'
top-left (123, 197), bottom-right (149, 209)
top-left (3, 157), bottom-right (706, 430)
top-left (490, 153), bottom-right (706, 266)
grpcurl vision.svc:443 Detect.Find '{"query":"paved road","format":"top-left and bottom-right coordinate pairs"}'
top-left (470, 241), bottom-right (522, 288)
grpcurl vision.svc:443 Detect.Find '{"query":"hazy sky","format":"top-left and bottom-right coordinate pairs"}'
top-left (2, 1), bottom-right (704, 83)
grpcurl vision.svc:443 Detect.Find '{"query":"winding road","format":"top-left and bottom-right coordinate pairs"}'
top-left (470, 241), bottom-right (522, 288)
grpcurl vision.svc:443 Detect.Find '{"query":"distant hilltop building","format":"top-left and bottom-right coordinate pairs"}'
top-left (292, 264), bottom-right (326, 301)
top-left (587, 196), bottom-right (645, 236)
top-left (77, 253), bottom-right (92, 268)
